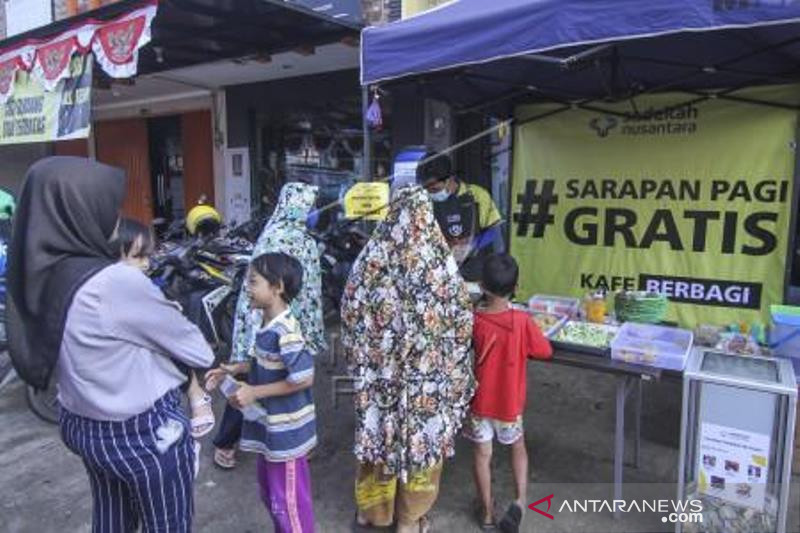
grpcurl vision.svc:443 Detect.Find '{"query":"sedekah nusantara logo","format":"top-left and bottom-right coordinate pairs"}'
top-left (589, 116), bottom-right (618, 137)
top-left (589, 104), bottom-right (699, 138)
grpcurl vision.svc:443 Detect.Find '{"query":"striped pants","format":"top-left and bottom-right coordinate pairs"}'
top-left (60, 389), bottom-right (195, 533)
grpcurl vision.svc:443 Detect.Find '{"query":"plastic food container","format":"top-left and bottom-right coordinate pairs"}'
top-left (528, 294), bottom-right (580, 318)
top-left (611, 322), bottom-right (694, 370)
top-left (584, 296), bottom-right (607, 323)
top-left (552, 320), bottom-right (619, 357)
top-left (528, 311), bottom-right (568, 338)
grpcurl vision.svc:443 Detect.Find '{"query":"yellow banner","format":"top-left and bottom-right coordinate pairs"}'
top-left (510, 86), bottom-right (798, 327)
top-left (0, 55), bottom-right (91, 145)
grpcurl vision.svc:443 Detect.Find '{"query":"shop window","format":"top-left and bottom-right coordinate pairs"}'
top-left (250, 92), bottom-right (392, 231)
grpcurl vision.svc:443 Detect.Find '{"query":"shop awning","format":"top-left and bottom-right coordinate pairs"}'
top-left (361, 0), bottom-right (800, 113)
top-left (0, 0), bottom-right (361, 98)
top-left (0, 0), bottom-right (361, 145)
top-left (0, 2), bottom-right (157, 102)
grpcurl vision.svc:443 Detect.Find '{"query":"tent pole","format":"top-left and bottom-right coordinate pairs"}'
top-left (465, 71), bottom-right (591, 102)
top-left (683, 90), bottom-right (800, 112)
top-left (521, 43), bottom-right (613, 68)
top-left (462, 67), bottom-right (716, 122)
top-left (521, 54), bottom-right (563, 65)
top-left (719, 34), bottom-right (800, 68)
top-left (784, 122), bottom-right (800, 303)
top-left (565, 43), bottom-right (614, 66)
top-left (457, 87), bottom-right (534, 115)
top-left (516, 105), bottom-right (571, 127)
top-left (623, 55), bottom-right (800, 86)
top-left (362, 85), bottom-right (371, 181)
top-left (607, 45), bottom-right (620, 99)
top-left (578, 95), bottom-right (711, 118)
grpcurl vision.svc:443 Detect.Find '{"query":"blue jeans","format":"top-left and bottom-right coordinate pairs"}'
top-left (212, 403), bottom-right (242, 450)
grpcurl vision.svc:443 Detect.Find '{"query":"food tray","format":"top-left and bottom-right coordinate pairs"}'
top-left (611, 322), bottom-right (693, 371)
top-left (528, 311), bottom-right (568, 338)
top-left (551, 320), bottom-right (619, 357)
top-left (528, 294), bottom-right (580, 318)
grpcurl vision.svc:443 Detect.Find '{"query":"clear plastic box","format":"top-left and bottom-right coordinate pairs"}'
top-left (771, 305), bottom-right (800, 359)
top-left (528, 294), bottom-right (580, 318)
top-left (770, 305), bottom-right (800, 378)
top-left (528, 311), bottom-right (569, 338)
top-left (611, 322), bottom-right (694, 370)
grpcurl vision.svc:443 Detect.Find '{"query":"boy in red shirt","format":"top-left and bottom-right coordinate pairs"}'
top-left (464, 254), bottom-right (552, 532)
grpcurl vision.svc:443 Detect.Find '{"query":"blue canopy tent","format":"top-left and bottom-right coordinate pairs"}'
top-left (362, 0), bottom-right (800, 115)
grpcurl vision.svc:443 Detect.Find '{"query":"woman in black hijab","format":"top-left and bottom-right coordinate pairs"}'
top-left (8, 157), bottom-right (214, 532)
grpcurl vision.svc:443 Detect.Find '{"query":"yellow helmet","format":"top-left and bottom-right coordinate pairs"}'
top-left (186, 204), bottom-right (222, 236)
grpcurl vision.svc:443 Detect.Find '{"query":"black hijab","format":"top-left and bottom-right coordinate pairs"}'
top-left (7, 157), bottom-right (126, 389)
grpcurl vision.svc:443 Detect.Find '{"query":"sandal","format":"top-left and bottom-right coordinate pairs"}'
top-left (498, 503), bottom-right (522, 533)
top-left (473, 498), bottom-right (496, 530)
top-left (213, 447), bottom-right (237, 470)
top-left (190, 393), bottom-right (215, 438)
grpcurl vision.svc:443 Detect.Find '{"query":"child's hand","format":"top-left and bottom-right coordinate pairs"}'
top-left (204, 367), bottom-right (228, 392)
top-left (204, 363), bottom-right (244, 391)
top-left (230, 382), bottom-right (257, 409)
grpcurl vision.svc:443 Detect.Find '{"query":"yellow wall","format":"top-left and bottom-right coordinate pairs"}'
top-left (402, 0), bottom-right (450, 18)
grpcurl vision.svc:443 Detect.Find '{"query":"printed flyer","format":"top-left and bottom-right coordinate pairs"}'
top-left (698, 422), bottom-right (770, 510)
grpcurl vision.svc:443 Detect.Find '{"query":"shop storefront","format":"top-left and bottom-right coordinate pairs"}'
top-left (226, 67), bottom-right (392, 228)
top-left (0, 0), bottom-right (362, 226)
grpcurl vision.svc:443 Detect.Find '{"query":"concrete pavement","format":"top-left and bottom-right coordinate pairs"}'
top-left (1, 355), bottom-right (797, 533)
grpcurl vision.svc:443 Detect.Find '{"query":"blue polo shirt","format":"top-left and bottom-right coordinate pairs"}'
top-left (239, 309), bottom-right (317, 462)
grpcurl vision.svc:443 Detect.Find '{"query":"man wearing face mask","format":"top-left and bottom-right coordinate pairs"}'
top-left (416, 151), bottom-right (504, 282)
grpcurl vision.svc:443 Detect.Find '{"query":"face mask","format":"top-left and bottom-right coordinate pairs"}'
top-left (429, 189), bottom-right (451, 203)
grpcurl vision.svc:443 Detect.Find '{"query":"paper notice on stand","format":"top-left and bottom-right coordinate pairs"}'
top-left (392, 161), bottom-right (420, 192)
top-left (697, 422), bottom-right (771, 511)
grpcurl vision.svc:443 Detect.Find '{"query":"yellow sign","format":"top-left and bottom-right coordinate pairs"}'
top-left (344, 182), bottom-right (389, 220)
top-left (510, 85), bottom-right (797, 327)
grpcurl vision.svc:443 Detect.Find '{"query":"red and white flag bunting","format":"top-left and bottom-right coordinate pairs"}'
top-left (91, 4), bottom-right (157, 79)
top-left (0, 2), bottom-right (157, 102)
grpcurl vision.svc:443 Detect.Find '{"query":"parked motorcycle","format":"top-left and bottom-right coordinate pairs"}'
top-left (1, 209), bottom-right (256, 425)
top-left (148, 231), bottom-right (251, 363)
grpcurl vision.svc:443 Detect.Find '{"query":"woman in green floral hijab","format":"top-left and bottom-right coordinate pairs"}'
top-left (342, 185), bottom-right (474, 532)
top-left (211, 182), bottom-right (326, 468)
top-left (231, 181), bottom-right (326, 358)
